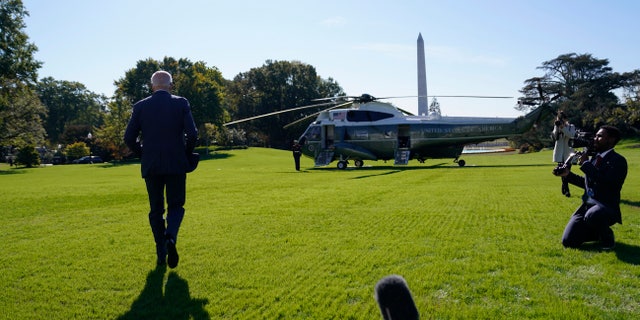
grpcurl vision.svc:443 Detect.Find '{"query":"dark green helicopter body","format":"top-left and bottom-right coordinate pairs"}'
top-left (297, 95), bottom-right (548, 169)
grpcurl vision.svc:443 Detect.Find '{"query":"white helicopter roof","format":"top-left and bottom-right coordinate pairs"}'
top-left (327, 100), bottom-right (515, 125)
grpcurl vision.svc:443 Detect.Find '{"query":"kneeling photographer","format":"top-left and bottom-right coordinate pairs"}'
top-left (552, 125), bottom-right (627, 250)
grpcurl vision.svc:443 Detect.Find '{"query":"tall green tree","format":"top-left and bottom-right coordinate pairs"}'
top-left (114, 57), bottom-right (226, 131)
top-left (227, 60), bottom-right (344, 148)
top-left (517, 53), bottom-right (639, 133)
top-left (0, 0), bottom-right (46, 146)
top-left (36, 77), bottom-right (107, 144)
top-left (95, 95), bottom-right (131, 160)
top-left (622, 71), bottom-right (640, 132)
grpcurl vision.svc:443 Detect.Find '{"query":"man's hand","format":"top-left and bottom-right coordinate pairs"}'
top-left (553, 166), bottom-right (570, 177)
top-left (577, 152), bottom-right (589, 165)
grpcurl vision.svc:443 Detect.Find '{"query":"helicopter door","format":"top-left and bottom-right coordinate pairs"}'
top-left (322, 125), bottom-right (335, 149)
top-left (397, 125), bottom-right (410, 148)
top-left (314, 124), bottom-right (335, 166)
top-left (395, 124), bottom-right (411, 165)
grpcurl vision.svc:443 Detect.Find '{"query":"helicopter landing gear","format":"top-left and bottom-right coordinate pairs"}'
top-left (337, 160), bottom-right (348, 170)
top-left (354, 159), bottom-right (364, 168)
top-left (454, 157), bottom-right (466, 167)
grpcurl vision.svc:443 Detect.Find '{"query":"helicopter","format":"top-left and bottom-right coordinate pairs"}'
top-left (225, 93), bottom-right (551, 169)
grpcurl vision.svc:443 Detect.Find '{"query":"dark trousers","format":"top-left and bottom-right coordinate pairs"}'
top-left (293, 154), bottom-right (301, 170)
top-left (562, 202), bottom-right (615, 248)
top-left (145, 174), bottom-right (186, 251)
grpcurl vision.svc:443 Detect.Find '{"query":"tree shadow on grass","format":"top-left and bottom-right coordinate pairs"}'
top-left (102, 152), bottom-right (233, 169)
top-left (0, 168), bottom-right (25, 175)
top-left (117, 266), bottom-right (210, 320)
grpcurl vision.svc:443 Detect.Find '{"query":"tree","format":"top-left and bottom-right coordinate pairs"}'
top-left (227, 60), bottom-right (344, 149)
top-left (621, 71), bottom-right (640, 132)
top-left (114, 57), bottom-right (226, 130)
top-left (0, 0), bottom-right (46, 146)
top-left (0, 0), bottom-right (40, 83)
top-left (96, 95), bottom-right (131, 160)
top-left (517, 53), bottom-right (639, 133)
top-left (0, 83), bottom-right (46, 146)
top-left (15, 143), bottom-right (40, 167)
top-left (66, 141), bottom-right (89, 160)
top-left (36, 77), bottom-right (107, 144)
top-left (428, 98), bottom-right (441, 117)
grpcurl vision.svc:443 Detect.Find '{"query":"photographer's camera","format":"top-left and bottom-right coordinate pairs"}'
top-left (569, 131), bottom-right (595, 155)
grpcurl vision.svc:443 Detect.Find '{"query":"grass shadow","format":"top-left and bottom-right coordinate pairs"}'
top-left (206, 152), bottom-right (233, 160)
top-left (99, 152), bottom-right (234, 169)
top-left (117, 267), bottom-right (210, 320)
top-left (0, 168), bottom-right (26, 175)
top-left (576, 242), bottom-right (640, 265)
top-left (621, 199), bottom-right (640, 208)
top-left (308, 162), bottom-right (549, 173)
top-left (309, 162), bottom-right (449, 172)
top-left (351, 170), bottom-right (403, 179)
top-left (614, 242), bottom-right (640, 264)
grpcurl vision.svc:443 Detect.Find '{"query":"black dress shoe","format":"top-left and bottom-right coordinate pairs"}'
top-left (600, 230), bottom-right (615, 251)
top-left (166, 238), bottom-right (179, 268)
top-left (601, 243), bottom-right (615, 251)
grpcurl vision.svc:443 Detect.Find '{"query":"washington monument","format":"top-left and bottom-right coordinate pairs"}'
top-left (417, 33), bottom-right (428, 116)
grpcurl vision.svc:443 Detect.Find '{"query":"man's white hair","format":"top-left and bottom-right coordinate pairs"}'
top-left (151, 71), bottom-right (173, 86)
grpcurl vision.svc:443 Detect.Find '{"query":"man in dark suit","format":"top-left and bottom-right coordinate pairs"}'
top-left (554, 125), bottom-right (627, 250)
top-left (124, 71), bottom-right (198, 268)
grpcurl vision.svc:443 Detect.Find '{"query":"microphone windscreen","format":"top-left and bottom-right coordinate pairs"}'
top-left (374, 275), bottom-right (419, 320)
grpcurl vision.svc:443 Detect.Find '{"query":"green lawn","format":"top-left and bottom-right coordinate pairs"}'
top-left (1, 144), bottom-right (639, 319)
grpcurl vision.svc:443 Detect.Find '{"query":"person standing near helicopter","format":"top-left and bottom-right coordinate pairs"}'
top-left (552, 111), bottom-right (576, 197)
top-left (292, 139), bottom-right (302, 171)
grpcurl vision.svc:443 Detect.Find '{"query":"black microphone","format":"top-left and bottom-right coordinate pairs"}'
top-left (374, 275), bottom-right (419, 320)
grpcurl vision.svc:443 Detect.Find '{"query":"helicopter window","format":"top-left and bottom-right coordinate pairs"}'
top-left (353, 130), bottom-right (369, 139)
top-left (305, 126), bottom-right (321, 141)
top-left (347, 110), bottom-right (393, 122)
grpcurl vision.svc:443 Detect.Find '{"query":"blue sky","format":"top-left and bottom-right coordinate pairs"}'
top-left (23, 0), bottom-right (640, 117)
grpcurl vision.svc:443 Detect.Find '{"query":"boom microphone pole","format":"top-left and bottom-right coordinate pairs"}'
top-left (374, 275), bottom-right (419, 320)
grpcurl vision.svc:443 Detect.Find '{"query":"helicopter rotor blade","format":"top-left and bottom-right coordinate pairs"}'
top-left (428, 95), bottom-right (513, 99)
top-left (395, 107), bottom-right (415, 116)
top-left (373, 95), bottom-right (513, 100)
top-left (311, 96), bottom-right (352, 102)
top-left (223, 101), bottom-right (339, 126)
top-left (283, 101), bottom-right (353, 129)
top-left (375, 95), bottom-right (419, 100)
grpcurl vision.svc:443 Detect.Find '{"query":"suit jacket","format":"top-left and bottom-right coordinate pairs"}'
top-left (565, 150), bottom-right (627, 223)
top-left (124, 90), bottom-right (198, 178)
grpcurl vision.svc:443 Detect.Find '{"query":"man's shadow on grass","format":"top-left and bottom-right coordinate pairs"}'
top-left (117, 266), bottom-right (210, 320)
top-left (613, 242), bottom-right (640, 265)
top-left (580, 242), bottom-right (640, 265)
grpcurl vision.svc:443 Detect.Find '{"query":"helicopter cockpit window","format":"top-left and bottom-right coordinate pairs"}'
top-left (305, 125), bottom-right (321, 141)
top-left (347, 110), bottom-right (393, 122)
